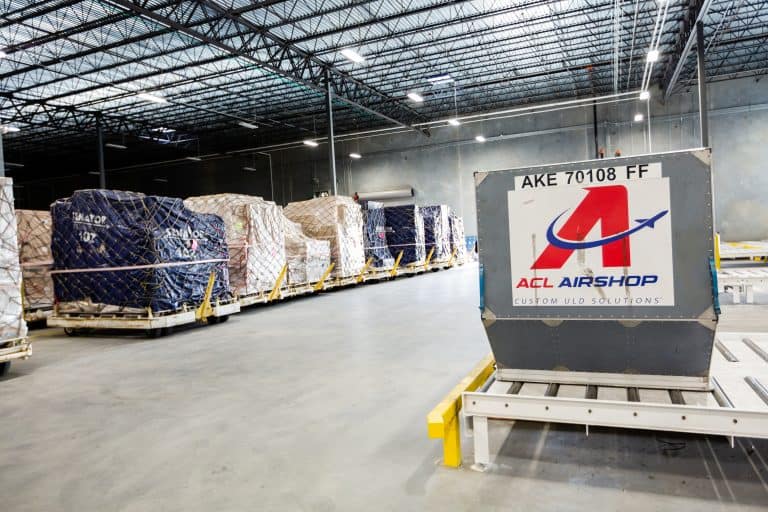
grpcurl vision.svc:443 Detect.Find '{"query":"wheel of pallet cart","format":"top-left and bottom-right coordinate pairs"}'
top-left (64, 327), bottom-right (80, 337)
top-left (145, 328), bottom-right (163, 339)
top-left (0, 361), bottom-right (10, 377)
top-left (217, 315), bottom-right (229, 323)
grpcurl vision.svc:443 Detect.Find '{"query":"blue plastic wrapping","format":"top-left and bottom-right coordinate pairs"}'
top-left (383, 204), bottom-right (425, 265)
top-left (361, 201), bottom-right (394, 268)
top-left (51, 189), bottom-right (230, 313)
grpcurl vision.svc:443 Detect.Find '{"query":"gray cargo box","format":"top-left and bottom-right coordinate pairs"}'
top-left (475, 149), bottom-right (718, 390)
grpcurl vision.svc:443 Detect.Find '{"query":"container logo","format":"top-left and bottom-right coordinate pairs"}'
top-left (508, 163), bottom-right (674, 306)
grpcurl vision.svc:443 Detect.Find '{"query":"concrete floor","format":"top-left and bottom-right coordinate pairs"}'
top-left (1, 264), bottom-right (767, 511)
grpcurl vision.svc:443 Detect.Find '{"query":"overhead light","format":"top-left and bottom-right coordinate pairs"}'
top-left (185, 156), bottom-right (201, 162)
top-left (427, 74), bottom-right (453, 84)
top-left (448, 118), bottom-right (461, 126)
top-left (153, 178), bottom-right (169, 183)
top-left (475, 135), bottom-right (486, 143)
top-left (639, 90), bottom-right (651, 100)
top-left (104, 143), bottom-right (127, 150)
top-left (303, 140), bottom-right (319, 147)
top-left (238, 121), bottom-right (258, 129)
top-left (88, 171), bottom-right (101, 176)
top-left (5, 162), bottom-right (24, 168)
top-left (0, 50), bottom-right (6, 59)
top-left (349, 153), bottom-right (362, 159)
top-left (646, 50), bottom-right (660, 63)
top-left (634, 113), bottom-right (644, 122)
top-left (152, 126), bottom-right (175, 133)
top-left (242, 166), bottom-right (257, 171)
top-left (407, 92), bottom-right (424, 103)
top-left (1, 125), bottom-right (20, 133)
top-left (137, 92), bottom-right (167, 104)
top-left (340, 48), bottom-right (365, 63)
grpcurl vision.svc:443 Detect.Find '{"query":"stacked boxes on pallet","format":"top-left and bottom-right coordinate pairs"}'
top-left (383, 205), bottom-right (426, 266)
top-left (0, 178), bottom-right (27, 341)
top-left (184, 194), bottom-right (285, 297)
top-left (16, 210), bottom-right (55, 313)
top-left (284, 196), bottom-right (365, 278)
top-left (284, 218), bottom-right (331, 284)
top-left (360, 201), bottom-right (394, 269)
top-left (51, 190), bottom-right (231, 313)
top-left (420, 204), bottom-right (451, 263)
top-left (448, 210), bottom-right (467, 264)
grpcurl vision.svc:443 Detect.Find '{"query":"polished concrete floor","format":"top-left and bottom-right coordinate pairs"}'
top-left (1, 264), bottom-right (767, 511)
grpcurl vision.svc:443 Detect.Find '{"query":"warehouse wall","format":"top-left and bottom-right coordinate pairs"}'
top-left (268, 75), bottom-right (768, 241)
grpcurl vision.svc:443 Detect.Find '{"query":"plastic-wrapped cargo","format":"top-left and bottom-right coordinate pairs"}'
top-left (0, 178), bottom-right (28, 340)
top-left (184, 194), bottom-right (285, 297)
top-left (16, 210), bottom-right (54, 311)
top-left (383, 205), bottom-right (426, 266)
top-left (284, 196), bottom-right (365, 278)
top-left (421, 204), bottom-right (451, 262)
top-left (360, 200), bottom-right (394, 269)
top-left (51, 189), bottom-right (230, 313)
top-left (448, 211), bottom-right (467, 264)
top-left (284, 218), bottom-right (331, 284)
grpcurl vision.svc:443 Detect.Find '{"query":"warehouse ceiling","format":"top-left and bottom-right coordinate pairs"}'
top-left (0, 0), bottom-right (766, 165)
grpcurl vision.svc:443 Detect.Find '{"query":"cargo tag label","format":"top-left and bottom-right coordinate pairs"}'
top-left (508, 167), bottom-right (674, 307)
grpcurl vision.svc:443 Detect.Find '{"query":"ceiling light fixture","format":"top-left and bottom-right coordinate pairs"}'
top-left (475, 135), bottom-right (486, 143)
top-left (242, 166), bottom-right (257, 171)
top-left (87, 171), bottom-right (101, 176)
top-left (639, 90), bottom-right (651, 100)
top-left (238, 121), bottom-right (258, 129)
top-left (303, 140), bottom-right (319, 147)
top-left (1, 125), bottom-right (20, 133)
top-left (646, 49), bottom-right (660, 63)
top-left (349, 153), bottom-right (362, 159)
top-left (153, 178), bottom-right (169, 183)
top-left (185, 156), bottom-right (201, 162)
top-left (105, 143), bottom-right (127, 150)
top-left (634, 113), bottom-right (644, 122)
top-left (448, 118), bottom-right (461, 126)
top-left (137, 92), bottom-right (168, 104)
top-left (427, 74), bottom-right (453, 84)
top-left (340, 48), bottom-right (365, 63)
top-left (407, 92), bottom-right (424, 103)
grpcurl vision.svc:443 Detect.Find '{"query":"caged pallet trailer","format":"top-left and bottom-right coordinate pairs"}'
top-left (47, 273), bottom-right (240, 337)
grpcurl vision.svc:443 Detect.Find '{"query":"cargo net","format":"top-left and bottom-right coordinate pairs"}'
top-left (448, 211), bottom-right (467, 264)
top-left (0, 178), bottom-right (28, 340)
top-left (16, 209), bottom-right (54, 311)
top-left (284, 218), bottom-right (331, 285)
top-left (421, 205), bottom-right (452, 263)
top-left (383, 205), bottom-right (426, 266)
top-left (51, 190), bottom-right (231, 315)
top-left (361, 201), bottom-right (394, 269)
top-left (184, 194), bottom-right (286, 298)
top-left (284, 196), bottom-right (365, 278)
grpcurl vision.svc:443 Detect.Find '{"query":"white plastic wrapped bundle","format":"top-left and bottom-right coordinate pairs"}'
top-left (421, 204), bottom-right (451, 262)
top-left (284, 196), bottom-right (365, 278)
top-left (16, 210), bottom-right (54, 311)
top-left (284, 218), bottom-right (331, 284)
top-left (449, 211), bottom-right (467, 264)
top-left (0, 178), bottom-right (28, 340)
top-left (185, 194), bottom-right (286, 297)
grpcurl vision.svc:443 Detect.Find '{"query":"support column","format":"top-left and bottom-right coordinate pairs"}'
top-left (592, 101), bottom-right (599, 158)
top-left (696, 21), bottom-right (709, 147)
top-left (325, 70), bottom-right (337, 196)
top-left (96, 114), bottom-right (106, 189)
top-left (0, 131), bottom-right (5, 178)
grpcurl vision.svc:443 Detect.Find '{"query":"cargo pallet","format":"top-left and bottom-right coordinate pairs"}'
top-left (428, 332), bottom-right (768, 469)
top-left (716, 235), bottom-right (768, 264)
top-left (47, 272), bottom-right (239, 336)
top-left (0, 336), bottom-right (32, 375)
top-left (718, 267), bottom-right (768, 304)
top-left (24, 306), bottom-right (53, 324)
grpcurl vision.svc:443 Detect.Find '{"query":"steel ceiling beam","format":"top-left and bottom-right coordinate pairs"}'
top-left (662, 0), bottom-right (714, 98)
top-left (103, 0), bottom-right (427, 135)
